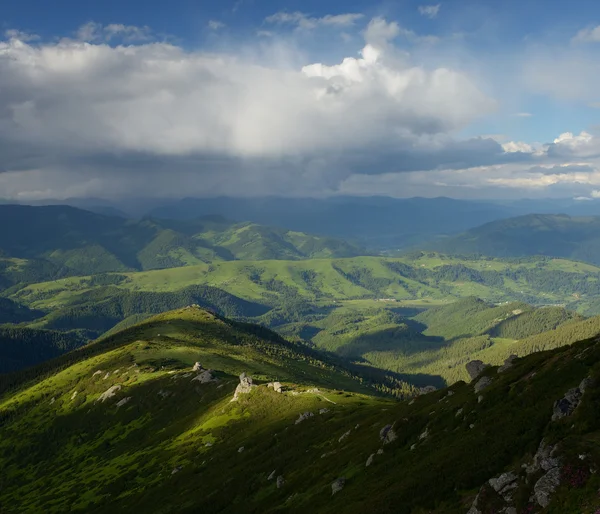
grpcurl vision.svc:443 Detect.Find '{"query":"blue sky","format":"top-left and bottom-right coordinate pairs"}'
top-left (1, 0), bottom-right (600, 200)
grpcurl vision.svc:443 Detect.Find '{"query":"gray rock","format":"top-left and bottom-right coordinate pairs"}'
top-left (231, 372), bottom-right (256, 401)
top-left (526, 440), bottom-right (559, 474)
top-left (268, 470), bottom-right (276, 480)
top-left (192, 362), bottom-right (203, 371)
top-left (420, 385), bottom-right (437, 394)
top-left (498, 355), bottom-right (518, 373)
top-left (295, 411), bottom-right (314, 425)
top-left (267, 381), bottom-right (283, 393)
top-left (455, 408), bottom-right (464, 417)
top-left (467, 507), bottom-right (481, 514)
top-left (116, 397), bottom-right (131, 408)
top-left (474, 376), bottom-right (493, 393)
top-left (534, 467), bottom-right (561, 507)
top-left (366, 454), bottom-right (375, 467)
top-left (238, 446), bottom-right (244, 453)
top-left (418, 428), bottom-right (429, 440)
top-left (478, 395), bottom-right (484, 403)
top-left (505, 508), bottom-right (517, 514)
top-left (489, 472), bottom-right (518, 493)
top-left (276, 475), bottom-right (285, 488)
top-left (579, 377), bottom-right (594, 393)
top-left (380, 424), bottom-right (397, 444)
top-left (192, 370), bottom-right (216, 384)
top-left (92, 370), bottom-right (103, 377)
top-left (377, 449), bottom-right (384, 455)
top-left (331, 477), bottom-right (346, 495)
top-left (552, 385), bottom-right (583, 420)
top-left (319, 408), bottom-right (330, 414)
top-left (96, 385), bottom-right (122, 403)
top-left (466, 360), bottom-right (487, 380)
top-left (171, 466), bottom-right (182, 475)
top-left (338, 430), bottom-right (351, 442)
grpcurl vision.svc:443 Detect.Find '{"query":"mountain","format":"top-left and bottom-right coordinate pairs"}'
top-left (0, 205), bottom-right (366, 286)
top-left (1, 307), bottom-right (600, 513)
top-left (149, 196), bottom-right (514, 249)
top-left (427, 213), bottom-right (600, 265)
top-left (0, 298), bottom-right (43, 324)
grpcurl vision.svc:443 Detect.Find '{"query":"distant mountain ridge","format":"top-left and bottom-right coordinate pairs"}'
top-left (0, 205), bottom-right (367, 285)
top-left (426, 213), bottom-right (600, 265)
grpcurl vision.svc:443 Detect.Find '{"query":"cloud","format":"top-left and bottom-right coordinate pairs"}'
top-left (264, 12), bottom-right (364, 30)
top-left (573, 25), bottom-right (600, 43)
top-left (208, 20), bottom-right (225, 31)
top-left (76, 22), bottom-right (153, 43)
top-left (363, 17), bottom-right (439, 46)
top-left (514, 112), bottom-right (532, 117)
top-left (418, 4), bottom-right (441, 19)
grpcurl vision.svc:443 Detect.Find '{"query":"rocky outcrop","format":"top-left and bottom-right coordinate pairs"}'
top-left (534, 467), bottom-right (561, 507)
top-left (380, 424), bottom-right (397, 444)
top-left (331, 477), bottom-right (345, 495)
top-left (552, 377), bottom-right (593, 420)
top-left (498, 355), bottom-right (518, 373)
top-left (96, 385), bottom-right (122, 403)
top-left (295, 412), bottom-right (314, 425)
top-left (231, 373), bottom-right (256, 401)
top-left (466, 360), bottom-right (487, 380)
top-left (488, 472), bottom-right (518, 502)
top-left (267, 382), bottom-right (283, 393)
top-left (474, 376), bottom-right (493, 393)
top-left (192, 370), bottom-right (217, 384)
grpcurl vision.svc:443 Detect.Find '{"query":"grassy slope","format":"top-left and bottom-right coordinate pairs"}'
top-left (2, 310), bottom-right (600, 513)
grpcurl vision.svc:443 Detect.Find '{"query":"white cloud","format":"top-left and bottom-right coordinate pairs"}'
top-left (514, 112), bottom-right (532, 117)
top-left (208, 20), bottom-right (225, 31)
top-left (264, 11), bottom-right (364, 30)
top-left (592, 190), bottom-right (600, 198)
top-left (418, 4), bottom-right (441, 19)
top-left (573, 25), bottom-right (600, 43)
top-left (364, 17), bottom-right (439, 46)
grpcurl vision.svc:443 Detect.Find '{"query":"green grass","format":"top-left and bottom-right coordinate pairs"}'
top-left (2, 308), bottom-right (600, 513)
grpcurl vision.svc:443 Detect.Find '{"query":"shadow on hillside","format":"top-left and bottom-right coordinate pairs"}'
top-left (335, 327), bottom-right (445, 359)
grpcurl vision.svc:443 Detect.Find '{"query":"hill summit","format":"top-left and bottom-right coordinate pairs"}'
top-left (2, 308), bottom-right (600, 513)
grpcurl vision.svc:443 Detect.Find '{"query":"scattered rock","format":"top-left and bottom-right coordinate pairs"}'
top-left (410, 444), bottom-right (417, 451)
top-left (478, 395), bottom-right (484, 403)
top-left (238, 446), bottom-right (244, 453)
top-left (192, 370), bottom-right (217, 384)
top-left (534, 467), bottom-right (561, 507)
top-left (338, 430), bottom-right (351, 443)
top-left (488, 472), bottom-right (517, 493)
top-left (96, 385), bottom-right (122, 403)
top-left (319, 408), bottom-right (330, 414)
top-left (331, 477), bottom-right (346, 495)
top-left (376, 449), bottom-right (384, 455)
top-left (295, 412), bottom-right (314, 425)
top-left (469, 424), bottom-right (475, 429)
top-left (103, 372), bottom-right (110, 380)
top-left (71, 391), bottom-right (78, 400)
top-left (116, 397), bottom-right (131, 408)
top-left (92, 370), bottom-right (103, 377)
top-left (526, 440), bottom-right (559, 474)
top-left (267, 382), bottom-right (283, 393)
top-left (418, 428), bottom-right (429, 440)
top-left (171, 466), bottom-right (182, 475)
top-left (192, 362), bottom-right (203, 371)
top-left (505, 508), bottom-right (517, 514)
top-left (204, 442), bottom-right (213, 447)
top-left (455, 408), bottom-right (464, 417)
top-left (379, 424), bottom-right (397, 444)
top-left (268, 470), bottom-right (276, 480)
top-left (366, 454), bottom-right (375, 467)
top-left (498, 355), bottom-right (518, 373)
top-left (157, 389), bottom-right (170, 399)
top-left (474, 376), bottom-right (493, 393)
top-left (276, 476), bottom-right (285, 489)
top-left (49, 397), bottom-right (56, 405)
top-left (113, 369), bottom-right (120, 375)
top-left (551, 378), bottom-right (592, 420)
top-left (420, 385), bottom-right (437, 395)
top-left (466, 360), bottom-right (487, 380)
top-left (231, 372), bottom-right (257, 401)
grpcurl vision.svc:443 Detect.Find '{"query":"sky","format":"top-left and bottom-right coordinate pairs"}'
top-left (1, 0), bottom-right (600, 201)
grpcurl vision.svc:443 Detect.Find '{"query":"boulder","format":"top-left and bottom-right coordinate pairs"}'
top-left (116, 397), bottom-right (131, 408)
top-left (498, 355), bottom-right (518, 373)
top-left (534, 467), bottom-right (561, 507)
top-left (268, 470), bottom-right (276, 480)
top-left (96, 385), bottom-right (122, 403)
top-left (319, 408), bottom-right (330, 414)
top-left (338, 430), bottom-right (351, 443)
top-left (474, 376), bottom-right (493, 393)
top-left (331, 477), bottom-right (346, 495)
top-left (192, 362), bottom-right (203, 372)
top-left (466, 360), bottom-right (487, 380)
top-left (366, 454), bottom-right (375, 467)
top-left (418, 428), bottom-right (429, 440)
top-left (420, 385), bottom-right (437, 395)
top-left (295, 411), bottom-right (314, 425)
top-left (267, 381), bottom-right (283, 393)
top-left (238, 446), bottom-right (244, 453)
top-left (526, 440), bottom-right (559, 474)
top-left (379, 424), bottom-right (397, 444)
top-left (489, 472), bottom-right (518, 493)
top-left (551, 378), bottom-right (591, 420)
top-left (276, 476), bottom-right (285, 489)
top-left (192, 370), bottom-right (216, 384)
top-left (231, 372), bottom-right (256, 401)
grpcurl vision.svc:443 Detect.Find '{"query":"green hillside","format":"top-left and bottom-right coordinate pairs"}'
top-left (2, 308), bottom-right (600, 513)
top-left (0, 205), bottom-right (366, 286)
top-left (428, 213), bottom-right (600, 265)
